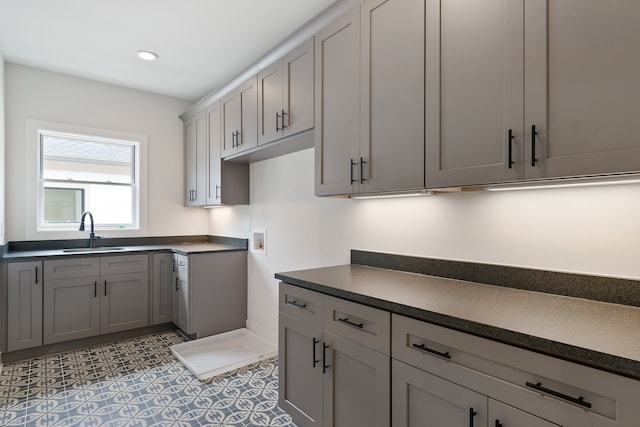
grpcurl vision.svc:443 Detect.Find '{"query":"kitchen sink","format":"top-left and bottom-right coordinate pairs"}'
top-left (62, 247), bottom-right (126, 253)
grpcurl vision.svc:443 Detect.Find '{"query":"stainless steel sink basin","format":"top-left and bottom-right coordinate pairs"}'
top-left (62, 247), bottom-right (126, 253)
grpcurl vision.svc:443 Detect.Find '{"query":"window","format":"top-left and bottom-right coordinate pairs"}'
top-left (26, 120), bottom-right (147, 235)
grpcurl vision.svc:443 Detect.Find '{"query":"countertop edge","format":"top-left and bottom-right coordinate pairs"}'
top-left (274, 271), bottom-right (640, 382)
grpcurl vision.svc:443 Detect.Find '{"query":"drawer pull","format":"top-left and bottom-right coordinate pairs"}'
top-left (412, 343), bottom-right (451, 360)
top-left (495, 421), bottom-right (502, 427)
top-left (338, 317), bottom-right (364, 329)
top-left (312, 338), bottom-right (319, 368)
top-left (286, 300), bottom-right (307, 309)
top-left (525, 381), bottom-right (592, 409)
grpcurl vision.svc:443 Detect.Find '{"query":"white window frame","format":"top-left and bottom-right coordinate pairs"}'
top-left (25, 119), bottom-right (148, 240)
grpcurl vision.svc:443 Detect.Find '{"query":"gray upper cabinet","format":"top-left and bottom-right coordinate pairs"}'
top-left (184, 110), bottom-right (207, 206)
top-left (258, 38), bottom-right (315, 146)
top-left (315, 0), bottom-right (424, 196)
top-left (524, 0), bottom-right (640, 180)
top-left (425, 0), bottom-right (524, 188)
top-left (427, 0), bottom-right (640, 188)
top-left (221, 76), bottom-right (258, 157)
top-left (207, 102), bottom-right (249, 206)
top-left (314, 7), bottom-right (361, 196)
top-left (7, 261), bottom-right (43, 352)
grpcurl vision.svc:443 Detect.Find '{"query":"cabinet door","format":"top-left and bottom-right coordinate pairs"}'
top-left (489, 399), bottom-right (559, 427)
top-left (221, 91), bottom-right (240, 157)
top-left (392, 359), bottom-right (487, 427)
top-left (322, 331), bottom-right (390, 427)
top-left (7, 261), bottom-right (42, 351)
top-left (279, 313), bottom-right (324, 427)
top-left (361, 0), bottom-right (425, 193)
top-left (175, 276), bottom-right (190, 334)
top-left (152, 253), bottom-right (174, 325)
top-left (238, 76), bottom-right (259, 153)
top-left (425, 0), bottom-right (524, 188)
top-left (100, 272), bottom-right (149, 334)
top-left (524, 0), bottom-right (640, 180)
top-left (207, 101), bottom-right (223, 205)
top-left (283, 37), bottom-right (315, 138)
top-left (258, 60), bottom-right (283, 145)
top-left (314, 7), bottom-right (361, 196)
top-left (43, 277), bottom-right (100, 344)
top-left (184, 111), bottom-right (207, 206)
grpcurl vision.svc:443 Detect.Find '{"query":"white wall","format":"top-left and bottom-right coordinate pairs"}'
top-left (209, 147), bottom-right (640, 342)
top-left (5, 63), bottom-right (207, 241)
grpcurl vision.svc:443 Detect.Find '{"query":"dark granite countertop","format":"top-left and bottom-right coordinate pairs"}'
top-left (3, 242), bottom-right (246, 260)
top-left (275, 264), bottom-right (640, 381)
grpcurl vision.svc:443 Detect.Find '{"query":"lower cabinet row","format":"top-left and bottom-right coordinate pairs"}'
top-left (278, 282), bottom-right (640, 427)
top-left (3, 251), bottom-right (247, 353)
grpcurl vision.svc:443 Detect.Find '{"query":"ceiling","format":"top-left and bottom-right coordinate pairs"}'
top-left (0, 0), bottom-right (337, 102)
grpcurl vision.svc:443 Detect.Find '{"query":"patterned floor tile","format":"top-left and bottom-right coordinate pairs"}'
top-left (0, 331), bottom-right (296, 427)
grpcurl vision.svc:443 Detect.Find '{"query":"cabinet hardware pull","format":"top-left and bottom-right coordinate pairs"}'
top-left (281, 110), bottom-right (287, 129)
top-left (495, 420), bottom-right (503, 427)
top-left (508, 129), bottom-right (514, 169)
top-left (35, 266), bottom-right (38, 284)
top-left (322, 343), bottom-right (330, 374)
top-left (312, 338), bottom-right (319, 368)
top-left (276, 111), bottom-right (281, 132)
top-left (525, 381), bottom-right (592, 408)
top-left (236, 130), bottom-right (241, 146)
top-left (360, 157), bottom-right (367, 183)
top-left (286, 300), bottom-right (307, 309)
top-left (94, 281), bottom-right (97, 298)
top-left (412, 343), bottom-right (451, 359)
top-left (176, 278), bottom-right (179, 292)
top-left (338, 317), bottom-right (364, 329)
top-left (215, 185), bottom-right (220, 200)
top-left (531, 125), bottom-right (538, 167)
top-left (469, 408), bottom-right (477, 427)
top-left (350, 159), bottom-right (357, 185)
top-left (104, 280), bottom-right (107, 296)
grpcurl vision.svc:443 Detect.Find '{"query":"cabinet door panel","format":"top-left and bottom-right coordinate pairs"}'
top-left (314, 7), bottom-right (361, 196)
top-left (525, 0), bottom-right (640, 179)
top-left (7, 262), bottom-right (43, 351)
top-left (489, 399), bottom-right (560, 427)
top-left (283, 37), bottom-right (315, 137)
top-left (43, 277), bottom-right (100, 344)
top-left (101, 272), bottom-right (149, 334)
top-left (426, 0), bottom-right (523, 187)
top-left (361, 0), bottom-right (424, 193)
top-left (392, 359), bottom-right (487, 427)
top-left (221, 93), bottom-right (239, 157)
top-left (184, 111), bottom-right (207, 206)
top-left (152, 253), bottom-right (174, 325)
top-left (279, 314), bottom-right (323, 427)
top-left (207, 102), bottom-right (222, 205)
top-left (238, 76), bottom-right (258, 152)
top-left (258, 61), bottom-right (283, 145)
top-left (323, 331), bottom-right (390, 427)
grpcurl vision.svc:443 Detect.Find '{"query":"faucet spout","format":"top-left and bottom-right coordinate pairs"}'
top-left (79, 211), bottom-right (96, 248)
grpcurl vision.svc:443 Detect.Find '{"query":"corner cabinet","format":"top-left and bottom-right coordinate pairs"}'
top-left (258, 38), bottom-right (315, 146)
top-left (152, 252), bottom-right (174, 325)
top-left (221, 76), bottom-right (258, 158)
top-left (426, 0), bottom-right (640, 188)
top-left (184, 110), bottom-right (207, 205)
top-left (6, 261), bottom-right (43, 352)
top-left (315, 0), bottom-right (424, 196)
top-left (278, 283), bottom-right (390, 427)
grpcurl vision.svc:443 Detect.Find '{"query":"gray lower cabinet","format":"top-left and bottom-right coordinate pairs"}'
top-left (278, 283), bottom-right (390, 427)
top-left (172, 251), bottom-right (247, 338)
top-left (42, 254), bottom-right (149, 345)
top-left (152, 253), bottom-right (174, 325)
top-left (7, 261), bottom-right (43, 352)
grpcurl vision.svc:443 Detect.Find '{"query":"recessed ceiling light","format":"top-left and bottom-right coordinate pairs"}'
top-left (137, 50), bottom-right (158, 61)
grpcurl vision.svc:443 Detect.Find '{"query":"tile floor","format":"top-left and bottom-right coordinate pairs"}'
top-left (0, 330), bottom-right (296, 426)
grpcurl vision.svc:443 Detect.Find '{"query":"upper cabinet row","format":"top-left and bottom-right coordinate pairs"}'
top-left (183, 38), bottom-right (315, 206)
top-left (315, 0), bottom-right (640, 196)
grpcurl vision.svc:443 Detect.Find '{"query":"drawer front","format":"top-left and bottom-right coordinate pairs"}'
top-left (392, 314), bottom-right (638, 426)
top-left (44, 257), bottom-right (101, 280)
top-left (101, 254), bottom-right (149, 275)
top-left (324, 295), bottom-right (390, 355)
top-left (279, 282), bottom-right (323, 328)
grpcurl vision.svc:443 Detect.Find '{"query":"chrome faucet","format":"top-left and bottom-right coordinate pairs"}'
top-left (79, 211), bottom-right (97, 248)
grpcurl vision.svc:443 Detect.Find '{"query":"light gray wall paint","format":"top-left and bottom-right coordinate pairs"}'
top-left (5, 63), bottom-right (207, 241)
top-left (209, 148), bottom-right (640, 342)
